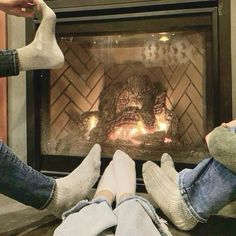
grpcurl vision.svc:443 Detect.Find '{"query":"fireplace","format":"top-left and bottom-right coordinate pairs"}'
top-left (26, 0), bottom-right (231, 190)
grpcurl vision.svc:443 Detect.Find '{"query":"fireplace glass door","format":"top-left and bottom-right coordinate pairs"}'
top-left (41, 29), bottom-right (210, 162)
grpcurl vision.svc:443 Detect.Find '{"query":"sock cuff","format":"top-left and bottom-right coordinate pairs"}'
top-left (46, 183), bottom-right (67, 218)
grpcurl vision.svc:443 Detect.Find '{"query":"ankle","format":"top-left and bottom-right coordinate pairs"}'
top-left (94, 190), bottom-right (115, 205)
top-left (117, 193), bottom-right (133, 203)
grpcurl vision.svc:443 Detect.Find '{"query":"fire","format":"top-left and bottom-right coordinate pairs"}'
top-left (87, 114), bottom-right (172, 145)
top-left (137, 121), bottom-right (147, 134)
top-left (85, 116), bottom-right (99, 140)
top-left (155, 114), bottom-right (170, 133)
top-left (89, 116), bottom-right (98, 132)
top-left (108, 118), bottom-right (173, 145)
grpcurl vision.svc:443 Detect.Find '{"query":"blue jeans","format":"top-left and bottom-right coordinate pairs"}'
top-left (0, 50), bottom-right (19, 77)
top-left (179, 157), bottom-right (236, 222)
top-left (0, 141), bottom-right (55, 209)
top-left (54, 196), bottom-right (170, 236)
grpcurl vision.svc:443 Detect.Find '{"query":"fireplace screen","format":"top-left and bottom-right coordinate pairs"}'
top-left (41, 30), bottom-right (206, 160)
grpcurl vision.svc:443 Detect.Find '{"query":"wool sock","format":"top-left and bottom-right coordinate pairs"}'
top-left (143, 161), bottom-right (198, 231)
top-left (113, 150), bottom-right (136, 204)
top-left (94, 161), bottom-right (116, 205)
top-left (161, 153), bottom-right (179, 184)
top-left (17, 0), bottom-right (64, 71)
top-left (46, 144), bottom-right (101, 218)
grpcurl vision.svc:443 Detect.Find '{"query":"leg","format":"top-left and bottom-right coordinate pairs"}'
top-left (114, 198), bottom-right (163, 236)
top-left (17, 0), bottom-right (64, 71)
top-left (143, 157), bottom-right (198, 231)
top-left (0, 50), bottom-right (20, 77)
top-left (47, 144), bottom-right (101, 217)
top-left (112, 150), bottom-right (171, 236)
top-left (0, 140), bottom-right (55, 209)
top-left (0, 141), bottom-right (101, 218)
top-left (112, 150), bottom-right (136, 203)
top-left (143, 154), bottom-right (236, 231)
top-left (179, 157), bottom-right (236, 221)
top-left (54, 161), bottom-right (117, 236)
top-left (94, 161), bottom-right (116, 205)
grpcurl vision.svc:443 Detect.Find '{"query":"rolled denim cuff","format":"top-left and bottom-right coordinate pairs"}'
top-left (117, 195), bottom-right (171, 236)
top-left (179, 169), bottom-right (207, 223)
top-left (61, 197), bottom-right (111, 220)
top-left (0, 50), bottom-right (20, 77)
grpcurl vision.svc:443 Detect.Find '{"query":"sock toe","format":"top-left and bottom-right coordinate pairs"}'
top-left (89, 143), bottom-right (101, 166)
top-left (161, 153), bottom-right (174, 165)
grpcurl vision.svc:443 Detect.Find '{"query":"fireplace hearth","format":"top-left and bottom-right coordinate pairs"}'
top-left (26, 0), bottom-right (231, 190)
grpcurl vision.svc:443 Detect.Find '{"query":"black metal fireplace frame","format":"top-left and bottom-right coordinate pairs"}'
top-left (26, 0), bottom-right (231, 190)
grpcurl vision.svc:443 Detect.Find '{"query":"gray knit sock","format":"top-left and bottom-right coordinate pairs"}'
top-left (161, 153), bottom-right (179, 184)
top-left (143, 161), bottom-right (198, 231)
top-left (46, 144), bottom-right (101, 218)
top-left (17, 0), bottom-right (64, 71)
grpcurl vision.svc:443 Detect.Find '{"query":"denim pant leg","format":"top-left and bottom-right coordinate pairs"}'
top-left (179, 157), bottom-right (236, 222)
top-left (113, 196), bottom-right (171, 236)
top-left (0, 50), bottom-right (20, 77)
top-left (54, 198), bottom-right (117, 236)
top-left (0, 141), bottom-right (55, 209)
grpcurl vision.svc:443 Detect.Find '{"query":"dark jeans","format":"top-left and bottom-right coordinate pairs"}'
top-left (0, 50), bottom-right (19, 77)
top-left (179, 157), bottom-right (236, 222)
top-left (0, 141), bottom-right (55, 209)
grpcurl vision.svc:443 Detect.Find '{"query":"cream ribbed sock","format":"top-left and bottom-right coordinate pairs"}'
top-left (46, 144), bottom-right (101, 218)
top-left (17, 0), bottom-right (64, 71)
top-left (113, 150), bottom-right (136, 203)
top-left (143, 161), bottom-right (198, 231)
top-left (94, 161), bottom-right (116, 204)
top-left (161, 153), bottom-right (179, 184)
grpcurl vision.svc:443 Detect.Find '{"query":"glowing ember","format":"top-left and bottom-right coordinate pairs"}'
top-left (164, 137), bottom-right (172, 143)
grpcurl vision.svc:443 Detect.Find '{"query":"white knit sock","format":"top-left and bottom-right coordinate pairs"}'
top-left (46, 144), bottom-right (101, 218)
top-left (161, 153), bottom-right (179, 184)
top-left (113, 150), bottom-right (136, 203)
top-left (143, 161), bottom-right (198, 231)
top-left (94, 161), bottom-right (116, 204)
top-left (17, 0), bottom-right (64, 71)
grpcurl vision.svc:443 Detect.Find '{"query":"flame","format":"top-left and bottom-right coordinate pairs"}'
top-left (89, 116), bottom-right (98, 131)
top-left (137, 121), bottom-right (147, 134)
top-left (155, 114), bottom-right (170, 133)
top-left (158, 121), bottom-right (169, 132)
top-left (108, 116), bottom-right (171, 145)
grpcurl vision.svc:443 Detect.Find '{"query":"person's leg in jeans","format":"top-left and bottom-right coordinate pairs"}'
top-left (112, 150), bottom-right (170, 236)
top-left (0, 50), bottom-right (20, 77)
top-left (0, 141), bottom-right (101, 218)
top-left (0, 0), bottom-right (64, 78)
top-left (53, 161), bottom-right (117, 236)
top-left (143, 154), bottom-right (236, 231)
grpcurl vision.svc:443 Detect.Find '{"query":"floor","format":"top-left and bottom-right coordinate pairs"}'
top-left (0, 194), bottom-right (236, 236)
